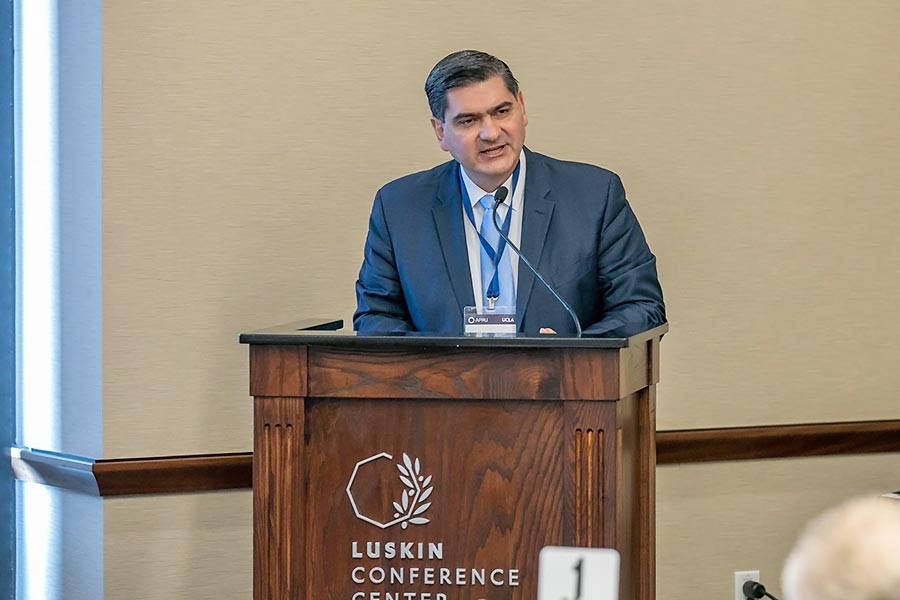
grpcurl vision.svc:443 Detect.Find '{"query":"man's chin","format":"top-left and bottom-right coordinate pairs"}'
top-left (479, 156), bottom-right (517, 179)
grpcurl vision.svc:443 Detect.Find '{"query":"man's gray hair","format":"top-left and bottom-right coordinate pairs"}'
top-left (424, 50), bottom-right (519, 121)
top-left (782, 496), bottom-right (900, 600)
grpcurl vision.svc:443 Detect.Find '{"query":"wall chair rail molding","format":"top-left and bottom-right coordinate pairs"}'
top-left (9, 419), bottom-right (900, 495)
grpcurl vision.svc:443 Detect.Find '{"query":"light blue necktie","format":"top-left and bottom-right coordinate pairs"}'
top-left (479, 194), bottom-right (516, 310)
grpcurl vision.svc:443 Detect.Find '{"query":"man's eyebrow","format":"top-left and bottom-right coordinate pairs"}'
top-left (452, 111), bottom-right (482, 121)
top-left (450, 102), bottom-right (514, 122)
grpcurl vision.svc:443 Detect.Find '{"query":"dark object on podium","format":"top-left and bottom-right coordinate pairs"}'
top-left (240, 321), bottom-right (666, 600)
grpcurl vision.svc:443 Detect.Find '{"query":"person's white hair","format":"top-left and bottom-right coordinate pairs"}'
top-left (782, 495), bottom-right (900, 600)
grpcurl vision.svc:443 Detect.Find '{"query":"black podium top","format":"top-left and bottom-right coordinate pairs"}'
top-left (239, 319), bottom-right (667, 349)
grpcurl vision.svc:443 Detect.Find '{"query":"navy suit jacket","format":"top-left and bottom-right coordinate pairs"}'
top-left (354, 148), bottom-right (665, 335)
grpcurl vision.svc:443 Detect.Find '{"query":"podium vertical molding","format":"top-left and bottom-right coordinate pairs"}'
top-left (638, 337), bottom-right (659, 600)
top-left (254, 397), bottom-right (306, 599)
top-left (251, 344), bottom-right (308, 598)
top-left (573, 428), bottom-right (605, 547)
top-left (619, 336), bottom-right (660, 600)
top-left (638, 384), bottom-right (657, 600)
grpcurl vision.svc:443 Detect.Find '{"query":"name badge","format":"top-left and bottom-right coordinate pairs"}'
top-left (463, 306), bottom-right (516, 336)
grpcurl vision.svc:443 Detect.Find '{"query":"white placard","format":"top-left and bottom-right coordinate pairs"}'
top-left (537, 546), bottom-right (620, 600)
top-left (463, 305), bottom-right (516, 335)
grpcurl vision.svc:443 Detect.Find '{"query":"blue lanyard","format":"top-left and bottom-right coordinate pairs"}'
top-left (459, 163), bottom-right (520, 302)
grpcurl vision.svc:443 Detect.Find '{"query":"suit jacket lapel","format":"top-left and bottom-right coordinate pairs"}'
top-left (432, 162), bottom-right (476, 312)
top-left (517, 150), bottom-right (554, 327)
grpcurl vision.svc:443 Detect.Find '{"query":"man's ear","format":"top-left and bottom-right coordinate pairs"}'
top-left (518, 91), bottom-right (528, 128)
top-left (430, 117), bottom-right (449, 152)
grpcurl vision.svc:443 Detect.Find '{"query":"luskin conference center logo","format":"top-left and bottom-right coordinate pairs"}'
top-left (346, 452), bottom-right (434, 529)
top-left (344, 452), bottom-right (522, 598)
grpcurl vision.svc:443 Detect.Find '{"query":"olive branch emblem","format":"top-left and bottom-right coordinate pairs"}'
top-left (392, 453), bottom-right (433, 529)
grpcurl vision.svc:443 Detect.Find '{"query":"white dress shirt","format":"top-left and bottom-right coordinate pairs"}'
top-left (459, 149), bottom-right (526, 309)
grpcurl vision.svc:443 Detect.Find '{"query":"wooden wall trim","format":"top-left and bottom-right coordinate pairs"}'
top-left (10, 419), bottom-right (900, 495)
top-left (94, 453), bottom-right (252, 496)
top-left (656, 419), bottom-right (900, 465)
top-left (9, 447), bottom-right (252, 496)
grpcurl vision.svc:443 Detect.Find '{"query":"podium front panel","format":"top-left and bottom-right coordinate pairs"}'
top-left (303, 399), bottom-right (616, 600)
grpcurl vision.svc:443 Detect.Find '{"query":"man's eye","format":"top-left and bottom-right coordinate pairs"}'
top-left (457, 119), bottom-right (474, 127)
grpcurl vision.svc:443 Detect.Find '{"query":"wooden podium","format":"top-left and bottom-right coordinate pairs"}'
top-left (241, 322), bottom-right (665, 600)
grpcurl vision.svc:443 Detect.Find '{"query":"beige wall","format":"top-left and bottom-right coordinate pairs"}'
top-left (104, 491), bottom-right (251, 600)
top-left (658, 454), bottom-right (900, 599)
top-left (100, 0), bottom-right (900, 597)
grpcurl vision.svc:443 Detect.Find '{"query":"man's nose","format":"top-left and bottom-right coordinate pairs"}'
top-left (479, 117), bottom-right (500, 140)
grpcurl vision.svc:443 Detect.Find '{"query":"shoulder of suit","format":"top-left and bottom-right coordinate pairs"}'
top-left (526, 149), bottom-right (620, 184)
top-left (376, 159), bottom-right (455, 204)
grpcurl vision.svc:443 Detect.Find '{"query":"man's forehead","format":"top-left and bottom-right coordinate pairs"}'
top-left (444, 78), bottom-right (517, 117)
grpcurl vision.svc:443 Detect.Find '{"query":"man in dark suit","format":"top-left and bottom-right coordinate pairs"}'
top-left (354, 50), bottom-right (665, 335)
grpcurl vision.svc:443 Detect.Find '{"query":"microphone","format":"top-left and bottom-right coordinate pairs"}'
top-left (492, 186), bottom-right (583, 337)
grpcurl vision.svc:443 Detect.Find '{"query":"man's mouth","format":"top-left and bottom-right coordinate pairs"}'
top-left (480, 144), bottom-right (506, 158)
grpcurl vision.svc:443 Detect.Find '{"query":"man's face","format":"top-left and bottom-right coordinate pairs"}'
top-left (431, 75), bottom-right (528, 192)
